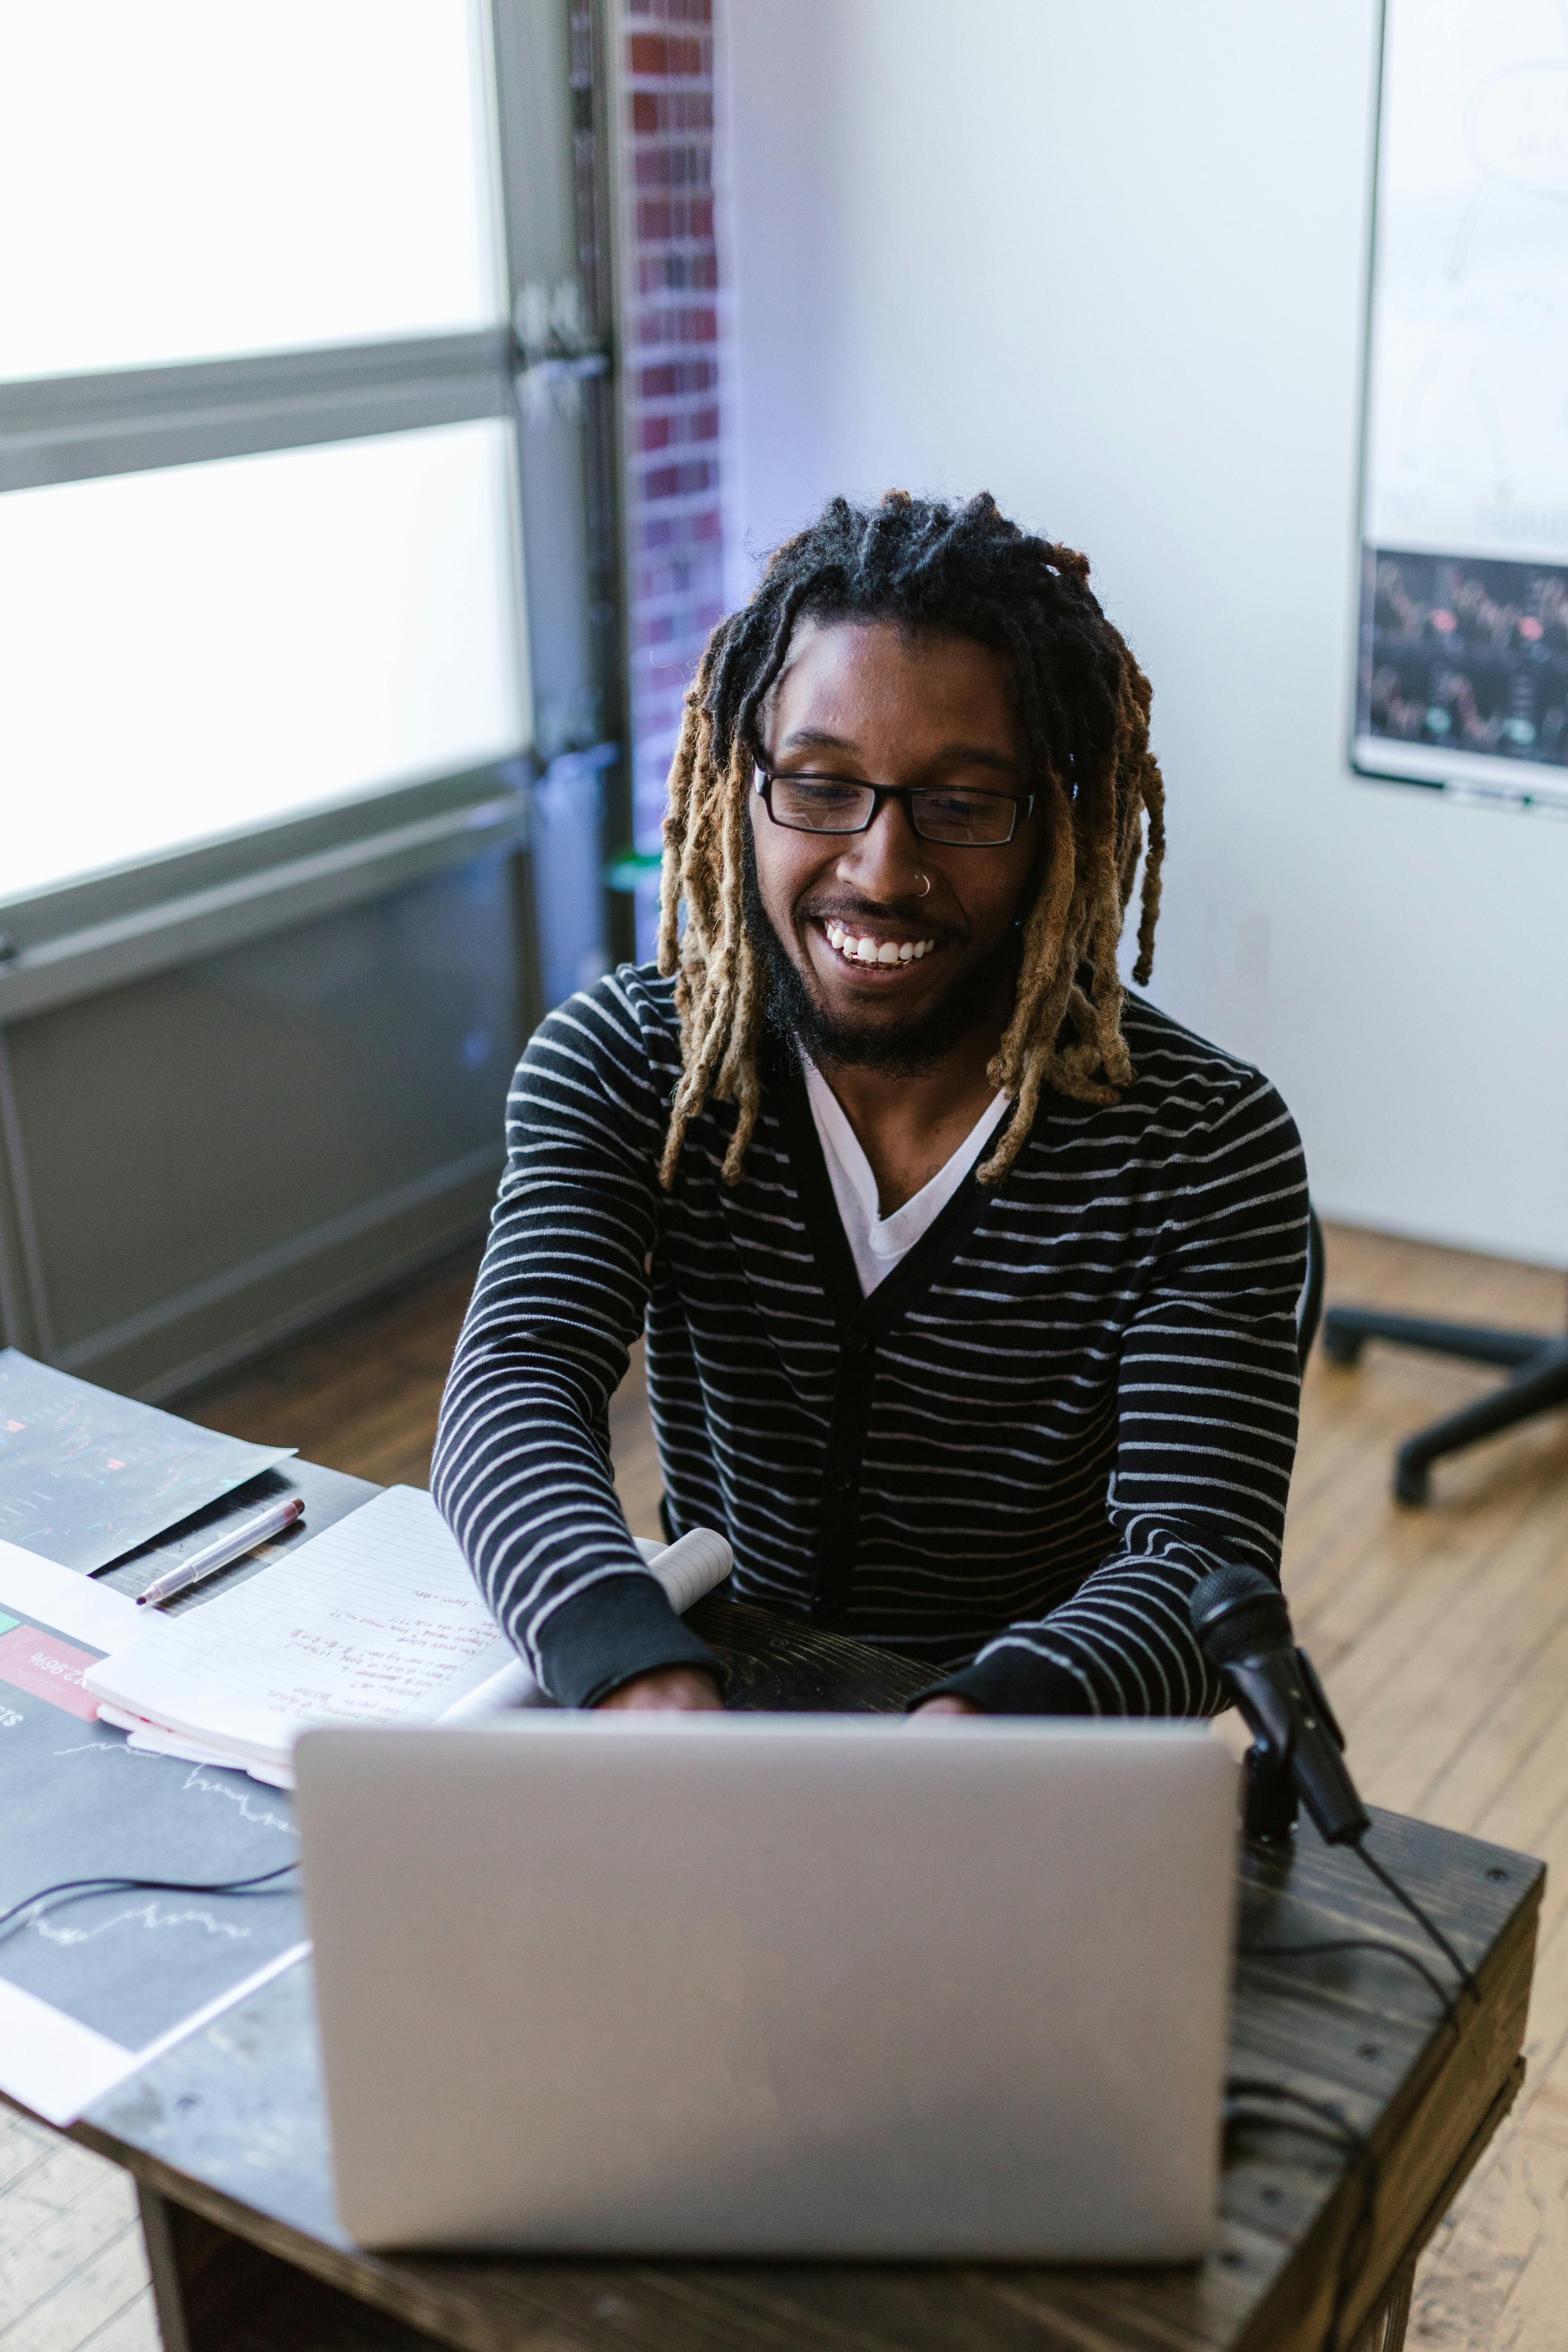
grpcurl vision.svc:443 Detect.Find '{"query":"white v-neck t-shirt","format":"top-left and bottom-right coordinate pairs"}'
top-left (801, 1058), bottom-right (1011, 1297)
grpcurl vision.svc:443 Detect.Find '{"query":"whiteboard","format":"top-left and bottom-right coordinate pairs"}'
top-left (1353, 0), bottom-right (1568, 812)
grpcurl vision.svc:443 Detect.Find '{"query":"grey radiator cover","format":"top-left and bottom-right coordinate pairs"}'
top-left (0, 852), bottom-right (533, 1400)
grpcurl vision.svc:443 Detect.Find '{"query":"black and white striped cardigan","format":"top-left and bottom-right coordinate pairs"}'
top-left (433, 964), bottom-right (1308, 1713)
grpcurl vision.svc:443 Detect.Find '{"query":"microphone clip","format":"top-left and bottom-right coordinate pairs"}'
top-left (1240, 1733), bottom-right (1299, 1845)
top-left (1224, 1647), bottom-right (1363, 1847)
top-left (1189, 1565), bottom-right (1370, 1849)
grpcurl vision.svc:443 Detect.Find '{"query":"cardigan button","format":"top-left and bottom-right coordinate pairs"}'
top-left (844, 1330), bottom-right (871, 1354)
top-left (827, 1468), bottom-right (854, 1493)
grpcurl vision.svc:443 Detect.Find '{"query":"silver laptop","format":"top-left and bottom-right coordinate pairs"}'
top-left (295, 1715), bottom-right (1238, 2259)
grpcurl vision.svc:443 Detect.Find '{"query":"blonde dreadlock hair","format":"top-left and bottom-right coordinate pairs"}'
top-left (656, 489), bottom-right (1166, 1190)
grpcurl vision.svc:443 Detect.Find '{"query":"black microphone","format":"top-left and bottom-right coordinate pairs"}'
top-left (1190, 1564), bottom-right (1369, 1847)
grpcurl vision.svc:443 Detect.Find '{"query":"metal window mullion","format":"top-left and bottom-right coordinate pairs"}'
top-left (0, 328), bottom-right (516, 492)
top-left (489, 0), bottom-right (625, 764)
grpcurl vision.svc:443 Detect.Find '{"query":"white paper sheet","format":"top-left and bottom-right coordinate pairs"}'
top-left (0, 1539), bottom-right (141, 1647)
top-left (94, 1700), bottom-right (251, 1772)
top-left (83, 1488), bottom-right (517, 1769)
top-left (83, 1493), bottom-right (734, 1777)
top-left (0, 1942), bottom-right (311, 2127)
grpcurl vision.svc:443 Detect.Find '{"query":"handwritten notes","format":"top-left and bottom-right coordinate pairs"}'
top-left (82, 1491), bottom-right (734, 1783)
top-left (82, 1488), bottom-right (515, 1773)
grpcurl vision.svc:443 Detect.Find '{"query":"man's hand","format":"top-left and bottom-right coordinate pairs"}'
top-left (907, 1695), bottom-right (983, 1723)
top-left (596, 1666), bottom-right (724, 1712)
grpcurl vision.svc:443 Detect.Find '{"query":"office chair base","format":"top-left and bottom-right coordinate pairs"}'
top-left (1322, 1308), bottom-right (1568, 1506)
top-left (1321, 1308), bottom-right (1544, 1373)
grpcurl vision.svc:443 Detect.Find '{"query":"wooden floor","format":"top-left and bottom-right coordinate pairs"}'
top-left (6, 1222), bottom-right (1566, 2352)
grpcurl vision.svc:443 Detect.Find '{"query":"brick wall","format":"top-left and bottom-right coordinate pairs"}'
top-left (621, 0), bottom-right (724, 949)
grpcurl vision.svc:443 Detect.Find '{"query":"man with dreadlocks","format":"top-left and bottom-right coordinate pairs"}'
top-left (435, 490), bottom-right (1307, 1718)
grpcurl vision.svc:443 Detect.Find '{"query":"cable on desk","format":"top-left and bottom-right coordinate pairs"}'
top-left (1224, 2075), bottom-right (1379, 2352)
top-left (1236, 1935), bottom-right (1460, 2033)
top-left (0, 1863), bottom-right (299, 1946)
top-left (1352, 1838), bottom-right (1482, 2007)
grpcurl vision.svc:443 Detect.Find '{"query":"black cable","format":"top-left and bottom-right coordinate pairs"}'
top-left (1224, 2076), bottom-right (1379, 2352)
top-left (1352, 1838), bottom-right (1482, 2006)
top-left (1236, 1723), bottom-right (1482, 2009)
top-left (1237, 1935), bottom-right (1460, 2032)
top-left (0, 1863), bottom-right (298, 1946)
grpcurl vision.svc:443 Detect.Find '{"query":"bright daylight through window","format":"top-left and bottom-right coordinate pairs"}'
top-left (0, 0), bottom-right (502, 378)
top-left (0, 0), bottom-right (529, 905)
top-left (0, 425), bottom-right (528, 900)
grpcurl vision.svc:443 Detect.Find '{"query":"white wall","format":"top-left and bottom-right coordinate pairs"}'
top-left (717, 0), bottom-right (1568, 1267)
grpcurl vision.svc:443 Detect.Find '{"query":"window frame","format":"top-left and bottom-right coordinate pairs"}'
top-left (0, 0), bottom-right (624, 1019)
top-left (0, 331), bottom-right (517, 496)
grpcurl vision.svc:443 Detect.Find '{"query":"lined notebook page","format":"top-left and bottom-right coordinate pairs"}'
top-left (82, 1491), bottom-right (735, 1769)
top-left (82, 1487), bottom-right (519, 1768)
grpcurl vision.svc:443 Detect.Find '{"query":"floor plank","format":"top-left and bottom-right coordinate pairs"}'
top-left (0, 2113), bottom-right (153, 2352)
top-left (7, 1221), bottom-right (1566, 2352)
top-left (1284, 1227), bottom-right (1567, 2352)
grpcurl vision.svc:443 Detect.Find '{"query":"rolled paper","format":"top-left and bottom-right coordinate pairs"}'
top-left (436, 1527), bottom-right (733, 1721)
top-left (640, 1524), bottom-right (733, 1617)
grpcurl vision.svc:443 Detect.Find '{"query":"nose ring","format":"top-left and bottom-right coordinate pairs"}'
top-left (915, 872), bottom-right (930, 898)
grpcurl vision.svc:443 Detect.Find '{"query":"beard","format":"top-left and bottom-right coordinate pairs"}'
top-left (741, 831), bottom-right (1021, 1078)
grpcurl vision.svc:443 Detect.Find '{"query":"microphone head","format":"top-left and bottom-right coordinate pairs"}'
top-left (1190, 1563), bottom-right (1293, 1664)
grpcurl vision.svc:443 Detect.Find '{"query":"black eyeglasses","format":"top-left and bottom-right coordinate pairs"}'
top-left (753, 765), bottom-right (1034, 848)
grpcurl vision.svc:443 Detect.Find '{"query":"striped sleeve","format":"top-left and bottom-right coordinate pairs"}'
top-left (431, 976), bottom-right (721, 1705)
top-left (927, 1070), bottom-right (1307, 1716)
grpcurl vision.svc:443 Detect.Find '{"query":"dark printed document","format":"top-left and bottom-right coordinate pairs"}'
top-left (0, 1350), bottom-right (292, 1574)
top-left (0, 1593), bottom-right (307, 2124)
top-left (0, 1464), bottom-right (372, 2125)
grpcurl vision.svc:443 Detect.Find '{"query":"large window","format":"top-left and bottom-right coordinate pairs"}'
top-left (0, 0), bottom-right (624, 1399)
top-left (3, 424), bottom-right (527, 899)
top-left (0, 1), bottom-right (503, 381)
top-left (0, 0), bottom-right (532, 908)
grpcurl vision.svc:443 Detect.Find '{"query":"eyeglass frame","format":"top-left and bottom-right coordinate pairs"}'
top-left (751, 762), bottom-right (1036, 848)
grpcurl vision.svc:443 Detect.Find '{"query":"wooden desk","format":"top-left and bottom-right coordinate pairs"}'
top-left (42, 1591), bottom-right (1540, 2352)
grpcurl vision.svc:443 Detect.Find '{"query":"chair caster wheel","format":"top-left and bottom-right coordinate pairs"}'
top-left (1321, 1322), bottom-right (1363, 1368)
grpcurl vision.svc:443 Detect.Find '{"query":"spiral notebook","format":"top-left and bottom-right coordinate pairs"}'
top-left (81, 1485), bottom-right (731, 1787)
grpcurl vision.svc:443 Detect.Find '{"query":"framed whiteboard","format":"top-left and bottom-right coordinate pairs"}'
top-left (1353, 0), bottom-right (1568, 813)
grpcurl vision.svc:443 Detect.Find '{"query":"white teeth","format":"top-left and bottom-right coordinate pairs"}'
top-left (822, 922), bottom-right (936, 966)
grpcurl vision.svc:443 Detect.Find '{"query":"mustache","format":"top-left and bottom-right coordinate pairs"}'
top-left (797, 895), bottom-right (968, 943)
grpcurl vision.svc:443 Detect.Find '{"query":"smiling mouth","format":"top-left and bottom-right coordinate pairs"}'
top-left (819, 918), bottom-right (940, 970)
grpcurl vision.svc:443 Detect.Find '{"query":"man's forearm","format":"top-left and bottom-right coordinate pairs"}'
top-left (911, 1551), bottom-right (1233, 1718)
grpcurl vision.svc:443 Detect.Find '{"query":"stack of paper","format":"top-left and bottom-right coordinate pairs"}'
top-left (81, 1486), bottom-right (732, 1788)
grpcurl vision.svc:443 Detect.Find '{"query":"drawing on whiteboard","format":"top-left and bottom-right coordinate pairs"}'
top-left (1354, 0), bottom-right (1568, 807)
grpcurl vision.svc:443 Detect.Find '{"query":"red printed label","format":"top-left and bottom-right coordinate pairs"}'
top-left (0, 1625), bottom-right (100, 1721)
